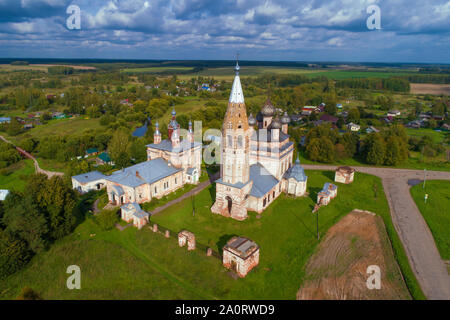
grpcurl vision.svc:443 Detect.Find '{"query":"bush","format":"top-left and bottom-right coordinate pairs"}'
top-left (96, 209), bottom-right (119, 230)
top-left (16, 287), bottom-right (42, 300)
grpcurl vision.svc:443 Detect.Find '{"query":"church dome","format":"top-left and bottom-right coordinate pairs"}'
top-left (256, 111), bottom-right (263, 122)
top-left (248, 113), bottom-right (256, 126)
top-left (284, 158), bottom-right (307, 182)
top-left (261, 98), bottom-right (275, 117)
top-left (281, 112), bottom-right (291, 124)
top-left (268, 117), bottom-right (282, 130)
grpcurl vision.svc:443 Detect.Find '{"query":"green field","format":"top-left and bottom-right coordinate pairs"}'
top-left (304, 70), bottom-right (414, 80)
top-left (6, 117), bottom-right (102, 145)
top-left (121, 67), bottom-right (194, 74)
top-left (406, 128), bottom-right (447, 144)
top-left (0, 159), bottom-right (35, 191)
top-left (410, 180), bottom-right (450, 260)
top-left (0, 170), bottom-right (425, 299)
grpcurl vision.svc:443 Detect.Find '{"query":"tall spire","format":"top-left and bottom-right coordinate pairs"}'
top-left (229, 54), bottom-right (244, 104)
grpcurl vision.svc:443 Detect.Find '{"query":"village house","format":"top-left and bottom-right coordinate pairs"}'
top-left (105, 158), bottom-right (184, 205)
top-left (317, 183), bottom-right (338, 206)
top-left (0, 189), bottom-right (10, 201)
top-left (97, 152), bottom-right (114, 165)
top-left (366, 126), bottom-right (380, 134)
top-left (71, 171), bottom-right (107, 193)
top-left (335, 166), bottom-right (355, 184)
top-left (120, 202), bottom-right (149, 229)
top-left (211, 62), bottom-right (307, 220)
top-left (223, 236), bottom-right (259, 278)
top-left (347, 122), bottom-right (360, 132)
top-left (320, 114), bottom-right (338, 124)
top-left (86, 148), bottom-right (99, 157)
top-left (387, 110), bottom-right (401, 117)
top-left (0, 117), bottom-right (11, 124)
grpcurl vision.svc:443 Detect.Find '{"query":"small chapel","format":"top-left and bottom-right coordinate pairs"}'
top-left (211, 61), bottom-right (308, 220)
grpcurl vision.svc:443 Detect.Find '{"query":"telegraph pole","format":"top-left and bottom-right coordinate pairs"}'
top-left (423, 169), bottom-right (427, 189)
top-left (316, 211), bottom-right (319, 240)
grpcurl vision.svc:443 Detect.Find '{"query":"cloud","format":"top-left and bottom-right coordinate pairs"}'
top-left (0, 0), bottom-right (448, 62)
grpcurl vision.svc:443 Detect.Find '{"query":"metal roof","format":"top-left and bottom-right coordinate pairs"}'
top-left (106, 158), bottom-right (181, 188)
top-left (121, 202), bottom-right (149, 218)
top-left (249, 163), bottom-right (279, 198)
top-left (147, 139), bottom-right (201, 153)
top-left (225, 237), bottom-right (259, 259)
top-left (72, 171), bottom-right (106, 184)
top-left (250, 129), bottom-right (290, 143)
top-left (229, 62), bottom-right (244, 104)
top-left (284, 159), bottom-right (307, 182)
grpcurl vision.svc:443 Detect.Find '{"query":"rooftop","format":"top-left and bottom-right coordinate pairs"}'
top-left (147, 139), bottom-right (201, 153)
top-left (224, 237), bottom-right (259, 259)
top-left (249, 163), bottom-right (279, 198)
top-left (106, 158), bottom-right (182, 188)
top-left (284, 159), bottom-right (307, 182)
top-left (72, 171), bottom-right (106, 184)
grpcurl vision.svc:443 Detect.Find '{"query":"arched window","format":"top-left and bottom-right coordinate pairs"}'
top-left (227, 135), bottom-right (232, 147)
top-left (237, 135), bottom-right (243, 148)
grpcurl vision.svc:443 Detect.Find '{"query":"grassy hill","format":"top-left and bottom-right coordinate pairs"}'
top-left (0, 170), bottom-right (425, 300)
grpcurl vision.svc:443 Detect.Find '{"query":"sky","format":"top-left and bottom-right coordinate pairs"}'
top-left (0, 0), bottom-right (449, 63)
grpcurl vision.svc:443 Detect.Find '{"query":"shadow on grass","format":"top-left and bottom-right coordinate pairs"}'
top-left (217, 234), bottom-right (238, 253)
top-left (321, 170), bottom-right (335, 181)
top-left (208, 184), bottom-right (216, 203)
top-left (308, 187), bottom-right (321, 204)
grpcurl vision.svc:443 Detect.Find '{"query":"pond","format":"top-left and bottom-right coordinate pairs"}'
top-left (132, 117), bottom-right (151, 137)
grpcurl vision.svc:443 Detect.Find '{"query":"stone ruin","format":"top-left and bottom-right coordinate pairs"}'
top-left (335, 166), bottom-right (355, 184)
top-left (222, 236), bottom-right (259, 278)
top-left (178, 230), bottom-right (196, 251)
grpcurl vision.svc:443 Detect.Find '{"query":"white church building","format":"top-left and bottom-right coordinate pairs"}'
top-left (211, 61), bottom-right (307, 220)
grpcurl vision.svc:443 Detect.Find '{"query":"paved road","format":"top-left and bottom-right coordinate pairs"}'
top-left (0, 135), bottom-right (64, 178)
top-left (303, 164), bottom-right (450, 300)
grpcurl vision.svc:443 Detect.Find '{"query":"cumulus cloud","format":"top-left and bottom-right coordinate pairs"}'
top-left (0, 0), bottom-right (448, 62)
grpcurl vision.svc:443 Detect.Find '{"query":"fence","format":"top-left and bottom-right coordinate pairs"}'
top-left (149, 222), bottom-right (221, 260)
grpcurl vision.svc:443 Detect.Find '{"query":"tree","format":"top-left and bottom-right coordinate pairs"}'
top-left (129, 140), bottom-right (147, 163)
top-left (96, 209), bottom-right (119, 230)
top-left (6, 118), bottom-right (22, 136)
top-left (16, 287), bottom-right (42, 300)
top-left (306, 138), bottom-right (321, 161)
top-left (108, 129), bottom-right (131, 166)
top-left (0, 229), bottom-right (30, 279)
top-left (27, 174), bottom-right (78, 240)
top-left (347, 108), bottom-right (360, 123)
top-left (365, 133), bottom-right (386, 165)
top-left (384, 136), bottom-right (401, 166)
top-left (2, 195), bottom-right (48, 253)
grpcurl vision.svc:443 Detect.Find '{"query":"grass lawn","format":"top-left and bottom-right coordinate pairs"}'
top-left (0, 159), bottom-right (35, 191)
top-left (5, 117), bottom-right (102, 145)
top-left (298, 153), bottom-right (450, 172)
top-left (152, 170), bottom-right (425, 299)
top-left (410, 180), bottom-right (450, 260)
top-left (0, 170), bottom-right (425, 300)
top-left (406, 128), bottom-right (447, 144)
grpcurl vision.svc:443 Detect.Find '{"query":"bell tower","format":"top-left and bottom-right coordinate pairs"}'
top-left (211, 58), bottom-right (253, 221)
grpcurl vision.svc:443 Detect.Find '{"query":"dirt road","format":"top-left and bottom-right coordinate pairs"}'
top-left (303, 164), bottom-right (450, 300)
top-left (0, 135), bottom-right (64, 178)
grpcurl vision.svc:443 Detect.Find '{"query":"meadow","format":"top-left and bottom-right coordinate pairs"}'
top-left (0, 170), bottom-right (425, 299)
top-left (410, 180), bottom-right (450, 260)
top-left (0, 159), bottom-right (35, 191)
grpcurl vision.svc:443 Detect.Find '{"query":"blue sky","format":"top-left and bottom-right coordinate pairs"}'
top-left (0, 0), bottom-right (449, 63)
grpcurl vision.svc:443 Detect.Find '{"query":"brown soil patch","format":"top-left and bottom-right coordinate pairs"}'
top-left (297, 209), bottom-right (411, 300)
top-left (410, 83), bottom-right (450, 95)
